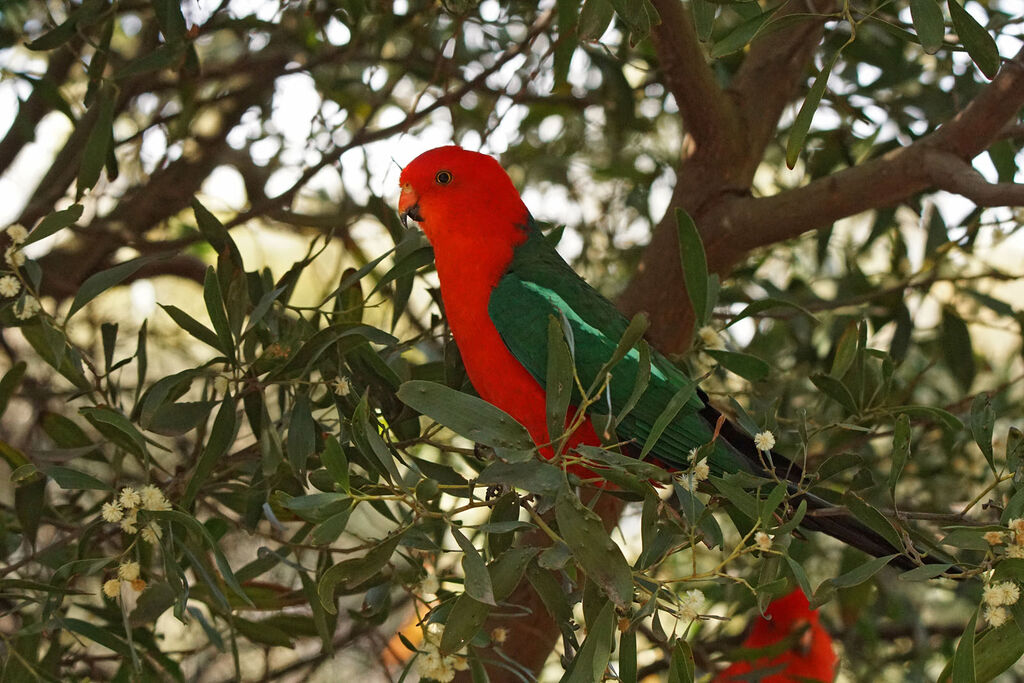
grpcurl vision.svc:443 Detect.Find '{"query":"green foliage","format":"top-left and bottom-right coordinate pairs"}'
top-left (1, 0), bottom-right (1023, 680)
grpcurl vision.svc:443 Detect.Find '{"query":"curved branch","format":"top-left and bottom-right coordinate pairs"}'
top-left (728, 0), bottom-right (837, 178)
top-left (649, 0), bottom-right (740, 153)
top-left (712, 46), bottom-right (1024, 255)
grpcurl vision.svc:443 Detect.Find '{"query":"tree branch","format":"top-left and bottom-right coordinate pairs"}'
top-left (728, 0), bottom-right (837, 179)
top-left (649, 0), bottom-right (740, 154)
top-left (925, 149), bottom-right (1024, 206)
top-left (711, 47), bottom-right (1024, 255)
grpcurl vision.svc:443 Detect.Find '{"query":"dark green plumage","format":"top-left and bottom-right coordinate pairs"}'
top-left (488, 218), bottom-right (749, 476)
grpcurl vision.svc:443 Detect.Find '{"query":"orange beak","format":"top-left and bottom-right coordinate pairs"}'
top-left (398, 184), bottom-right (422, 227)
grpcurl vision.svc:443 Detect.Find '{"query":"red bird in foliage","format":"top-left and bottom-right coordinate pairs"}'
top-left (714, 589), bottom-right (838, 683)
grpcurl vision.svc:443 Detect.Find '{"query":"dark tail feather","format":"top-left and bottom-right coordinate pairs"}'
top-left (697, 392), bottom-right (958, 574)
top-left (795, 491), bottom-right (940, 572)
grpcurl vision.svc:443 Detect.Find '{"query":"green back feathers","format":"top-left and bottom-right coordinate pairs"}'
top-left (488, 218), bottom-right (748, 474)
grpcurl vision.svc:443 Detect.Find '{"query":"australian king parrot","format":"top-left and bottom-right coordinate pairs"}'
top-left (398, 145), bottom-right (940, 571)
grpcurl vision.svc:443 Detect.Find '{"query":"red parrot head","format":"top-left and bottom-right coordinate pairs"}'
top-left (398, 146), bottom-right (530, 251)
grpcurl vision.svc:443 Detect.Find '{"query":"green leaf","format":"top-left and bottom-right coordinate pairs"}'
top-left (842, 491), bottom-right (902, 550)
top-left (0, 361), bottom-right (27, 417)
top-left (639, 380), bottom-right (697, 460)
top-left (555, 487), bottom-right (634, 609)
top-left (786, 50), bottom-right (841, 169)
top-left (676, 208), bottom-right (709, 327)
top-left (478, 460), bottom-right (564, 495)
top-left (910, 0), bottom-right (945, 54)
top-left (202, 266), bottom-right (234, 357)
top-left (287, 393), bottom-right (316, 473)
top-left (153, 0), bottom-right (189, 43)
top-left (726, 298), bottom-right (818, 328)
top-left (159, 304), bottom-right (223, 352)
top-left (898, 563), bottom-right (953, 581)
top-left (81, 406), bottom-right (149, 459)
top-left (811, 374), bottom-right (858, 413)
top-left (192, 199), bottom-right (243, 267)
top-left (26, 17), bottom-right (79, 51)
top-left (318, 532), bottom-right (405, 612)
top-left (947, 0), bottom-right (999, 78)
top-left (710, 474), bottom-right (760, 522)
top-left (608, 0), bottom-right (659, 43)
top-left (242, 286), bottom-right (285, 336)
top-left (827, 554), bottom-right (896, 588)
top-left (562, 599), bottom-right (616, 683)
top-left (619, 628), bottom-right (638, 683)
top-left (451, 527), bottom-right (497, 606)
top-left (397, 380), bottom-right (535, 458)
top-left (181, 395), bottom-right (236, 508)
top-left (547, 316), bottom-right (575, 452)
top-left (893, 404), bottom-right (963, 433)
top-left (67, 255), bottom-right (163, 320)
top-left (667, 639), bottom-right (695, 683)
top-left (63, 617), bottom-right (133, 657)
top-left (22, 205), bottom-right (84, 247)
top-left (115, 42), bottom-right (187, 80)
top-left (970, 393), bottom-right (995, 473)
top-left (154, 509), bottom-right (252, 607)
top-left (1007, 426), bottom-right (1024, 475)
top-left (971, 622), bottom-right (1024, 682)
top-left (45, 466), bottom-right (110, 491)
top-left (77, 85), bottom-right (116, 198)
top-left (691, 0), bottom-right (716, 41)
top-left (889, 413), bottom-right (911, 498)
top-left (353, 394), bottom-right (402, 481)
top-left (710, 11), bottom-right (765, 57)
top-left (704, 350), bottom-right (769, 382)
top-left (942, 307), bottom-right (975, 391)
top-left (830, 321), bottom-right (859, 379)
top-left (950, 607), bottom-right (978, 682)
top-left (578, 0), bottom-right (615, 39)
top-left (322, 435), bottom-right (350, 493)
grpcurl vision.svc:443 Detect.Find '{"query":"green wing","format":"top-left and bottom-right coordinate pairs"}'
top-left (488, 224), bottom-right (747, 474)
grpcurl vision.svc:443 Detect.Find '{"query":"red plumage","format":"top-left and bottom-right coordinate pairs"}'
top-left (714, 589), bottom-right (838, 683)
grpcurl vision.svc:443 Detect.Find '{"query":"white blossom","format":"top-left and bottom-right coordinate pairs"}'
top-left (14, 297), bottom-right (40, 320)
top-left (118, 561), bottom-right (140, 581)
top-left (679, 588), bottom-right (704, 621)
top-left (5, 224), bottom-right (28, 244)
top-left (753, 431), bottom-right (776, 452)
top-left (0, 275), bottom-right (20, 297)
top-left (102, 579), bottom-right (122, 599)
top-left (331, 376), bottom-right (351, 396)
top-left (755, 531), bottom-right (772, 552)
top-left (101, 501), bottom-right (124, 523)
top-left (119, 487), bottom-right (141, 509)
top-left (120, 509), bottom-right (138, 534)
top-left (141, 522), bottom-right (164, 544)
top-left (698, 326), bottom-right (725, 350)
top-left (983, 581), bottom-right (1020, 607)
top-left (140, 484), bottom-right (171, 511)
top-left (4, 246), bottom-right (25, 268)
top-left (986, 606), bottom-right (1010, 628)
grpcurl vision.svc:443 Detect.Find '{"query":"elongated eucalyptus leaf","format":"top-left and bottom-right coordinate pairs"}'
top-left (786, 51), bottom-right (841, 169)
top-left (555, 487), bottom-right (633, 608)
top-left (22, 204), bottom-right (83, 247)
top-left (676, 208), bottom-right (709, 326)
top-left (67, 255), bottom-right (164, 320)
top-left (910, 0), bottom-right (945, 54)
top-left (948, 0), bottom-right (999, 78)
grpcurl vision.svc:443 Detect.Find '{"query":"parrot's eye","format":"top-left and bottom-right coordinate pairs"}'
top-left (435, 170), bottom-right (453, 185)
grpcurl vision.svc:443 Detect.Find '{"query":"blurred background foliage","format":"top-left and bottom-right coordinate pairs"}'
top-left (0, 0), bottom-right (1023, 680)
